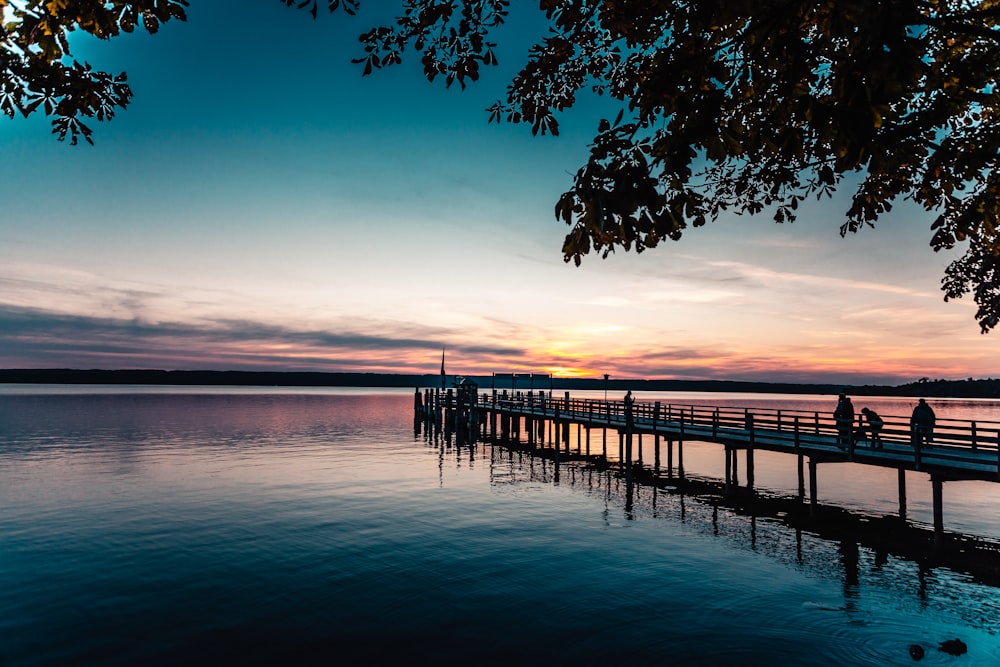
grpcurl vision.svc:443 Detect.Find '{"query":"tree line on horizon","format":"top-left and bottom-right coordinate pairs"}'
top-left (2, 369), bottom-right (999, 398)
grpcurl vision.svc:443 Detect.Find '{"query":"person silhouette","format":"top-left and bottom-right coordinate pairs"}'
top-left (833, 393), bottom-right (855, 449)
top-left (860, 407), bottom-right (884, 448)
top-left (624, 390), bottom-right (635, 430)
top-left (910, 399), bottom-right (936, 448)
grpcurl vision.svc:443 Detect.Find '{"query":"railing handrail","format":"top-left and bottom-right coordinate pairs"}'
top-left (479, 392), bottom-right (1000, 454)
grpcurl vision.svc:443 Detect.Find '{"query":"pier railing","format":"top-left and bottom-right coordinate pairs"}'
top-left (477, 391), bottom-right (1000, 478)
top-left (410, 387), bottom-right (1000, 544)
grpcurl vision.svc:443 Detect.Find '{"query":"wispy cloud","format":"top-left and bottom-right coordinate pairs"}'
top-left (0, 305), bottom-right (523, 372)
top-left (706, 260), bottom-right (938, 298)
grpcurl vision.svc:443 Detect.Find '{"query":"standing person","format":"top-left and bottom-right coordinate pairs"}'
top-left (861, 407), bottom-right (884, 448)
top-left (623, 390), bottom-right (635, 430)
top-left (910, 398), bottom-right (937, 448)
top-left (833, 393), bottom-right (855, 449)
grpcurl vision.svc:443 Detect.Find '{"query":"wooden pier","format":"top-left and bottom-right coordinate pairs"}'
top-left (415, 388), bottom-right (1000, 544)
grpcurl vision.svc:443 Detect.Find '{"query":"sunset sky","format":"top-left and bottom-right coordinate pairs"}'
top-left (2, 2), bottom-right (998, 385)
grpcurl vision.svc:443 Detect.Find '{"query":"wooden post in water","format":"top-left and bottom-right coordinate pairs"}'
top-left (746, 413), bottom-right (755, 490)
top-left (932, 476), bottom-right (944, 546)
top-left (678, 438), bottom-right (685, 479)
top-left (724, 446), bottom-right (732, 497)
top-left (654, 434), bottom-right (660, 473)
top-left (795, 417), bottom-right (804, 500)
top-left (624, 394), bottom-right (635, 482)
top-left (732, 441), bottom-right (739, 485)
top-left (678, 410), bottom-right (685, 479)
top-left (666, 437), bottom-right (673, 478)
top-left (625, 431), bottom-right (633, 482)
top-left (898, 468), bottom-right (907, 520)
top-left (809, 459), bottom-right (818, 519)
top-left (563, 394), bottom-right (571, 450)
top-left (553, 408), bottom-right (561, 467)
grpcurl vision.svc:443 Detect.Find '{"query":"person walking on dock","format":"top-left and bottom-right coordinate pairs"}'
top-left (910, 399), bottom-right (937, 449)
top-left (860, 407), bottom-right (884, 448)
top-left (834, 393), bottom-right (855, 449)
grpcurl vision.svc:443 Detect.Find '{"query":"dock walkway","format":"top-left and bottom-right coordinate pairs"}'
top-left (418, 389), bottom-right (1000, 542)
top-left (486, 393), bottom-right (1000, 481)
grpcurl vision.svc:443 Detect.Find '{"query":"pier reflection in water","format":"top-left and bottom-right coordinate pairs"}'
top-left (419, 400), bottom-right (1000, 661)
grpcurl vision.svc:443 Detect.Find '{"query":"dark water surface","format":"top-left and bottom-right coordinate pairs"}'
top-left (2, 386), bottom-right (1000, 665)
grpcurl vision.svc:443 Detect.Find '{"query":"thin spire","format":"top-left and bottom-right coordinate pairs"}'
top-left (440, 347), bottom-right (446, 389)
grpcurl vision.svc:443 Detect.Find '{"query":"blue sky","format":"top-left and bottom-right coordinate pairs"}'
top-left (1, 1), bottom-right (997, 385)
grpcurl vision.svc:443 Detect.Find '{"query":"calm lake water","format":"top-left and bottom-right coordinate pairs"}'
top-left (3, 385), bottom-right (1000, 666)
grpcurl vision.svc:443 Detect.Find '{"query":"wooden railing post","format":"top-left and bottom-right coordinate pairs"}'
top-left (553, 407), bottom-right (561, 465)
top-left (996, 431), bottom-right (1000, 480)
top-left (972, 421), bottom-right (978, 449)
top-left (712, 408), bottom-right (719, 438)
top-left (795, 417), bottom-right (804, 499)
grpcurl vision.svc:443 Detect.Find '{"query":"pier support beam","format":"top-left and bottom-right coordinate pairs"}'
top-left (625, 430), bottom-right (634, 483)
top-left (932, 476), bottom-right (944, 546)
top-left (732, 446), bottom-right (738, 485)
top-left (898, 469), bottom-right (907, 521)
top-left (808, 459), bottom-right (818, 519)
top-left (724, 446), bottom-right (732, 497)
top-left (678, 439), bottom-right (685, 479)
top-left (797, 453), bottom-right (805, 500)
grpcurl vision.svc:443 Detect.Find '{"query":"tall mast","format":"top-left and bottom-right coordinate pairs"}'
top-left (440, 348), bottom-right (446, 389)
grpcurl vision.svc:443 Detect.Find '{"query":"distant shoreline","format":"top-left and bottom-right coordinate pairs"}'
top-left (2, 369), bottom-right (999, 399)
